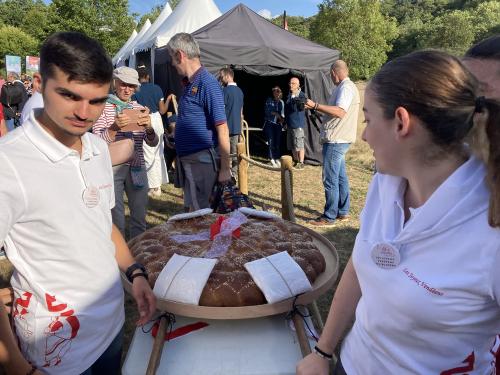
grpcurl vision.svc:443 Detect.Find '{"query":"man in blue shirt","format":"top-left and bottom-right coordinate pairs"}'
top-left (167, 33), bottom-right (231, 211)
top-left (219, 67), bottom-right (244, 177)
top-left (285, 77), bottom-right (306, 169)
top-left (133, 67), bottom-right (167, 115)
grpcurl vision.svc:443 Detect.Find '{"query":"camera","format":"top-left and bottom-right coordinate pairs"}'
top-left (292, 96), bottom-right (307, 111)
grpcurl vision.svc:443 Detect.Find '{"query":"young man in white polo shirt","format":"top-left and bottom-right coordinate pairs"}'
top-left (0, 32), bottom-right (156, 375)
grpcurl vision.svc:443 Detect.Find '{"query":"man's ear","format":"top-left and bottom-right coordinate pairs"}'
top-left (33, 72), bottom-right (42, 93)
top-left (394, 106), bottom-right (411, 139)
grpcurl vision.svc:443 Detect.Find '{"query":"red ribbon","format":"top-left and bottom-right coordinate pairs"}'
top-left (151, 321), bottom-right (209, 341)
top-left (209, 216), bottom-right (240, 240)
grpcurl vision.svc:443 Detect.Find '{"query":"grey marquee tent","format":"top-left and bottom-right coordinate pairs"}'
top-left (154, 3), bottom-right (340, 164)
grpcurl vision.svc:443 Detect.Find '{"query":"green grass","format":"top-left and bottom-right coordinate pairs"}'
top-left (0, 83), bottom-right (372, 367)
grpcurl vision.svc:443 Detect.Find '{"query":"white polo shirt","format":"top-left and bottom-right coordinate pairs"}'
top-left (0, 110), bottom-right (124, 374)
top-left (341, 156), bottom-right (500, 374)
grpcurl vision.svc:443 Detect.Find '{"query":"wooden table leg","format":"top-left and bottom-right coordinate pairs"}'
top-left (292, 313), bottom-right (312, 357)
top-left (146, 315), bottom-right (168, 375)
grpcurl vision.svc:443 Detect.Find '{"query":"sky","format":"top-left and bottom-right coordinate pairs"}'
top-left (130, 0), bottom-right (322, 19)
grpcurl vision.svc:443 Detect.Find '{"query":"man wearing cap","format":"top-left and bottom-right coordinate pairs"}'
top-left (93, 66), bottom-right (159, 239)
top-left (167, 33), bottom-right (231, 211)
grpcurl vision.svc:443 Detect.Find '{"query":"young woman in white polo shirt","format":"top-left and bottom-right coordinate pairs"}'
top-left (297, 50), bottom-right (500, 374)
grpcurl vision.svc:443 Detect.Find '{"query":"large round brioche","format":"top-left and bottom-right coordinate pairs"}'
top-left (128, 213), bottom-right (326, 307)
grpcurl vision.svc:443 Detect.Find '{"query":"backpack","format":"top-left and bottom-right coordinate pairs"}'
top-left (1, 81), bottom-right (26, 119)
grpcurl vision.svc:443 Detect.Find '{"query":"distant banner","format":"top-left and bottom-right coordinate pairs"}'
top-left (5, 55), bottom-right (21, 75)
top-left (26, 56), bottom-right (40, 75)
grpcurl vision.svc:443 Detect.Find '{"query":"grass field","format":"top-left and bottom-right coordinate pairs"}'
top-left (0, 84), bottom-right (372, 368)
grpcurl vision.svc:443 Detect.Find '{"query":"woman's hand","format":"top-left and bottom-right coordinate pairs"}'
top-left (137, 107), bottom-right (151, 128)
top-left (296, 353), bottom-right (330, 375)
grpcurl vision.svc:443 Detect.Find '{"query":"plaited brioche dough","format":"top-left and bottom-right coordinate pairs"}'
top-left (128, 213), bottom-right (326, 306)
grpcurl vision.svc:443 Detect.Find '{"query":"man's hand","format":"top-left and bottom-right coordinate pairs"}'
top-left (218, 168), bottom-right (232, 183)
top-left (296, 353), bottom-right (330, 375)
top-left (131, 276), bottom-right (156, 326)
top-left (305, 98), bottom-right (316, 110)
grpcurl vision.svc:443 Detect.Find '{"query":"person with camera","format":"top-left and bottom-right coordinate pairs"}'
top-left (306, 60), bottom-right (360, 226)
top-left (93, 66), bottom-right (159, 239)
top-left (285, 77), bottom-right (306, 169)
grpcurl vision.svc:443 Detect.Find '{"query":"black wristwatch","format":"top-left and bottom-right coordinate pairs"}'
top-left (125, 263), bottom-right (148, 283)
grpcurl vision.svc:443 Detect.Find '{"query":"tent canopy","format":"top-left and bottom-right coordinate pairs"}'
top-left (115, 19), bottom-right (151, 66)
top-left (155, 3), bottom-right (340, 164)
top-left (112, 29), bottom-right (137, 65)
top-left (132, 2), bottom-right (173, 55)
top-left (136, 0), bottom-right (221, 52)
top-left (193, 4), bottom-right (338, 75)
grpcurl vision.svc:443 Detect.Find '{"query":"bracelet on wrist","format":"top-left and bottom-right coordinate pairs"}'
top-left (314, 103), bottom-right (319, 111)
top-left (125, 263), bottom-right (147, 283)
top-left (313, 345), bottom-right (333, 361)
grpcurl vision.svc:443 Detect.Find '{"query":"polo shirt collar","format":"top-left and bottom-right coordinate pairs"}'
top-left (182, 66), bottom-right (204, 86)
top-left (24, 109), bottom-right (100, 163)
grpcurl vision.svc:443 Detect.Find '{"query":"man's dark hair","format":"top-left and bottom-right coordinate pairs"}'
top-left (40, 32), bottom-right (113, 85)
top-left (137, 67), bottom-right (150, 80)
top-left (465, 35), bottom-right (500, 60)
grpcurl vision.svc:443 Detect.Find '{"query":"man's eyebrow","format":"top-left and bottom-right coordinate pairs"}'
top-left (89, 96), bottom-right (109, 104)
top-left (55, 87), bottom-right (82, 100)
top-left (55, 87), bottom-right (108, 103)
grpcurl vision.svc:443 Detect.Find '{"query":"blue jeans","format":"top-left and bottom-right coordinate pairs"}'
top-left (5, 118), bottom-right (15, 131)
top-left (264, 121), bottom-right (282, 160)
top-left (80, 327), bottom-right (123, 375)
top-left (322, 143), bottom-right (351, 221)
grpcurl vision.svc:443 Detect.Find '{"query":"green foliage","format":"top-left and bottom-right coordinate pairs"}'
top-left (384, 0), bottom-right (500, 58)
top-left (0, 25), bottom-right (38, 70)
top-left (310, 0), bottom-right (398, 80)
top-left (48, 0), bottom-right (135, 56)
top-left (0, 0), bottom-right (52, 44)
top-left (137, 5), bottom-right (163, 30)
top-left (271, 15), bottom-right (314, 40)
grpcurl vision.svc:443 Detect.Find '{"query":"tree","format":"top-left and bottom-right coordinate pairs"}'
top-left (137, 5), bottom-right (163, 30)
top-left (48, 0), bottom-right (135, 55)
top-left (471, 1), bottom-right (500, 41)
top-left (271, 15), bottom-right (314, 40)
top-left (416, 10), bottom-right (475, 55)
top-left (0, 0), bottom-right (52, 43)
top-left (0, 25), bottom-right (38, 71)
top-left (310, 0), bottom-right (398, 80)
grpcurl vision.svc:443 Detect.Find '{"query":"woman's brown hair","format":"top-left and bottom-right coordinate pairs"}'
top-left (369, 50), bottom-right (500, 227)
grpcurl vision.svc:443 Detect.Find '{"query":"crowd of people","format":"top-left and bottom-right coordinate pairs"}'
top-left (0, 28), bottom-right (498, 375)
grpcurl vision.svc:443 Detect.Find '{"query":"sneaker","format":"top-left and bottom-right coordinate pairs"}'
top-left (295, 162), bottom-right (305, 170)
top-left (275, 159), bottom-right (281, 167)
top-left (308, 216), bottom-right (336, 227)
top-left (270, 159), bottom-right (277, 167)
top-left (148, 188), bottom-right (162, 198)
top-left (336, 214), bottom-right (350, 221)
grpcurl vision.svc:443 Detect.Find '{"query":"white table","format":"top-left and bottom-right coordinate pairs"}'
top-left (123, 313), bottom-right (316, 375)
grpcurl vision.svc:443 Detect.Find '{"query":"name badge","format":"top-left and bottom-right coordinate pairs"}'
top-left (371, 243), bottom-right (400, 269)
top-left (82, 186), bottom-right (100, 208)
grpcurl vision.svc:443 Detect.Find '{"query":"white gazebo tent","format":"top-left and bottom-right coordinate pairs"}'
top-left (112, 29), bottom-right (138, 66)
top-left (126, 2), bottom-right (173, 69)
top-left (114, 19), bottom-right (151, 67)
top-left (132, 0), bottom-right (221, 78)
